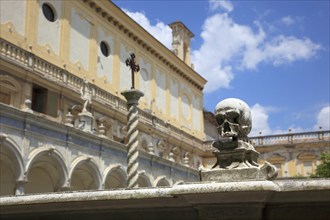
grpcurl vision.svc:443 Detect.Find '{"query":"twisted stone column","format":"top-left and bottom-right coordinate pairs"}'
top-left (121, 89), bottom-right (144, 188)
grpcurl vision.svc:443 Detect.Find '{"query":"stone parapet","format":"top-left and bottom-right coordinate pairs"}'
top-left (1, 179), bottom-right (329, 220)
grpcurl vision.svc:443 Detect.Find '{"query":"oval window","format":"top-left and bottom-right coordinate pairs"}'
top-left (42, 3), bottom-right (56, 22)
top-left (100, 41), bottom-right (110, 57)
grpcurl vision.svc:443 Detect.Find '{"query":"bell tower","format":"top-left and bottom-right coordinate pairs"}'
top-left (169, 21), bottom-right (194, 67)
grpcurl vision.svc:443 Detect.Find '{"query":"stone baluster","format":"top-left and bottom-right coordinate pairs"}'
top-left (148, 143), bottom-right (155, 155)
top-left (98, 123), bottom-right (106, 137)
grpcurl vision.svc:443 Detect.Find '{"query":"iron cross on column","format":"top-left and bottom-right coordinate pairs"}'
top-left (125, 53), bottom-right (140, 89)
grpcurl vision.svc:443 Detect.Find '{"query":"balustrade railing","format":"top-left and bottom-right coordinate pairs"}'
top-left (0, 38), bottom-right (205, 152)
top-left (0, 40), bottom-right (28, 66)
top-left (203, 130), bottom-right (329, 151)
top-left (249, 130), bottom-right (330, 146)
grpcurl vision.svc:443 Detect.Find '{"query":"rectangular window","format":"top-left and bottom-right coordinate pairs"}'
top-left (32, 84), bottom-right (58, 117)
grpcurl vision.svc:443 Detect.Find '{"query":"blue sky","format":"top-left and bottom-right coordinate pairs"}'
top-left (113, 0), bottom-right (330, 136)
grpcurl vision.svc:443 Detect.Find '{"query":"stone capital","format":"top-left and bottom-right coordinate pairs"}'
top-left (121, 89), bottom-right (144, 106)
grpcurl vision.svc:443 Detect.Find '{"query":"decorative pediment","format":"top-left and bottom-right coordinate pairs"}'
top-left (0, 74), bottom-right (21, 93)
top-left (297, 152), bottom-right (317, 161)
top-left (267, 154), bottom-right (286, 163)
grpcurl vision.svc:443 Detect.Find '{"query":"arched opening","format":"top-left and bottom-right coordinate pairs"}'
top-left (155, 176), bottom-right (170, 187)
top-left (0, 156), bottom-right (16, 196)
top-left (174, 180), bottom-right (184, 186)
top-left (137, 173), bottom-right (152, 188)
top-left (70, 158), bottom-right (101, 191)
top-left (183, 43), bottom-right (188, 63)
top-left (104, 166), bottom-right (126, 189)
top-left (25, 166), bottom-right (55, 193)
top-left (0, 139), bottom-right (24, 196)
top-left (25, 150), bottom-right (67, 194)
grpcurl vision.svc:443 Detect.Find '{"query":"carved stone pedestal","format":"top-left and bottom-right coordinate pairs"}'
top-left (201, 162), bottom-right (277, 182)
top-left (201, 139), bottom-right (277, 182)
top-left (78, 111), bottom-right (93, 133)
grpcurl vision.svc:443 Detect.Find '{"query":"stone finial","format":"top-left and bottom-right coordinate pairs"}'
top-left (23, 99), bottom-right (33, 113)
top-left (65, 111), bottom-right (74, 127)
top-left (168, 152), bottom-right (175, 162)
top-left (148, 143), bottom-right (155, 155)
top-left (98, 123), bottom-right (106, 137)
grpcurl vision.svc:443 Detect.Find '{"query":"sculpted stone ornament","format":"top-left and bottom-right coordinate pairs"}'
top-left (78, 80), bottom-right (94, 133)
top-left (201, 98), bottom-right (278, 182)
top-left (80, 80), bottom-right (92, 113)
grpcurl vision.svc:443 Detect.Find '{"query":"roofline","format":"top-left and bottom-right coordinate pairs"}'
top-left (85, 0), bottom-right (206, 91)
top-left (169, 21), bottom-right (195, 38)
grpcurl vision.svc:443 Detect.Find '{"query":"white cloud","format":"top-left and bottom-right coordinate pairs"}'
top-left (250, 103), bottom-right (330, 136)
top-left (273, 126), bottom-right (306, 135)
top-left (263, 36), bottom-right (321, 66)
top-left (243, 36), bottom-right (321, 69)
top-left (209, 0), bottom-right (233, 13)
top-left (281, 16), bottom-right (295, 26)
top-left (315, 106), bottom-right (330, 130)
top-left (123, 9), bottom-right (172, 49)
top-left (280, 16), bottom-right (304, 27)
top-left (122, 5), bottom-right (321, 94)
top-left (192, 8), bottom-right (321, 92)
top-left (250, 103), bottom-right (272, 136)
top-left (250, 104), bottom-right (307, 136)
top-left (192, 13), bottom-right (265, 92)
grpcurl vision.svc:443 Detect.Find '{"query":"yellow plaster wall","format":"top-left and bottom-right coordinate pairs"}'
top-left (0, 0), bottom-right (206, 140)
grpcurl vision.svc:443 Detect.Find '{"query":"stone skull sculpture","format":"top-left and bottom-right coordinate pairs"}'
top-left (214, 98), bottom-right (252, 140)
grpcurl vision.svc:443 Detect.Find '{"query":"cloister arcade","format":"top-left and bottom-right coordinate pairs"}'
top-left (0, 137), bottom-right (176, 196)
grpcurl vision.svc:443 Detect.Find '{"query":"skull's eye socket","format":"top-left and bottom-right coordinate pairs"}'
top-left (227, 112), bottom-right (239, 124)
top-left (216, 114), bottom-right (225, 125)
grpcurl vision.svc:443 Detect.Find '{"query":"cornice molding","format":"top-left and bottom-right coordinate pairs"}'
top-left (0, 38), bottom-right (206, 154)
top-left (81, 0), bottom-right (206, 91)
